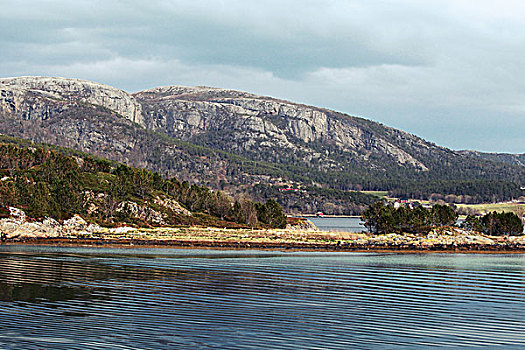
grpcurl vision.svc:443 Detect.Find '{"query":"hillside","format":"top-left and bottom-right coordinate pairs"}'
top-left (1, 76), bottom-right (524, 213)
top-left (0, 136), bottom-right (287, 228)
top-left (459, 150), bottom-right (525, 167)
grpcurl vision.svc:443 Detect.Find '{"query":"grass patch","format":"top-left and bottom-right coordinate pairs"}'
top-left (361, 191), bottom-right (389, 198)
top-left (456, 202), bottom-right (525, 215)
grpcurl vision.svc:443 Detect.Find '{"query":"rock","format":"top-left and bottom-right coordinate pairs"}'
top-left (0, 209), bottom-right (60, 238)
top-left (0, 220), bottom-right (24, 237)
top-left (86, 223), bottom-right (102, 233)
top-left (116, 201), bottom-right (166, 225)
top-left (8, 207), bottom-right (26, 222)
top-left (109, 226), bottom-right (136, 234)
top-left (39, 217), bottom-right (62, 237)
top-left (154, 196), bottom-right (192, 216)
top-left (0, 207), bottom-right (28, 238)
top-left (286, 218), bottom-right (318, 231)
top-left (0, 207), bottom-right (102, 238)
top-left (16, 222), bottom-right (42, 237)
top-left (61, 214), bottom-right (101, 236)
top-left (136, 86), bottom-right (429, 171)
top-left (0, 76), bottom-right (143, 124)
top-left (63, 214), bottom-right (89, 229)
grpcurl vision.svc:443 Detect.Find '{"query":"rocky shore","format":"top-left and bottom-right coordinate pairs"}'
top-left (1, 208), bottom-right (524, 252)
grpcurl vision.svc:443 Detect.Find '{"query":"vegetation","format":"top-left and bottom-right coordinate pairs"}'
top-left (362, 202), bottom-right (458, 234)
top-left (0, 141), bottom-right (287, 228)
top-left (461, 212), bottom-right (523, 236)
top-left (456, 202), bottom-right (525, 216)
top-left (250, 184), bottom-right (378, 215)
top-left (362, 201), bottom-right (523, 236)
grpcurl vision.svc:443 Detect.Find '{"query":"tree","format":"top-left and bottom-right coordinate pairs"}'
top-left (481, 211), bottom-right (523, 236)
top-left (257, 199), bottom-right (287, 228)
top-left (362, 202), bottom-right (464, 235)
top-left (361, 201), bottom-right (395, 234)
top-left (240, 197), bottom-right (258, 227)
top-left (406, 205), bottom-right (431, 233)
top-left (461, 215), bottom-right (482, 232)
top-left (431, 204), bottom-right (458, 226)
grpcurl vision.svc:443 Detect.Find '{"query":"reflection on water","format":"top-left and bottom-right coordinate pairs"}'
top-left (0, 246), bottom-right (524, 349)
top-left (0, 282), bottom-right (102, 303)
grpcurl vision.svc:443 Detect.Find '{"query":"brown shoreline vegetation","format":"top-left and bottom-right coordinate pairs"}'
top-left (4, 226), bottom-right (525, 253)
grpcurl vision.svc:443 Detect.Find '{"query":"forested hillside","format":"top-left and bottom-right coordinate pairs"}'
top-left (459, 150), bottom-right (525, 167)
top-left (0, 137), bottom-right (286, 228)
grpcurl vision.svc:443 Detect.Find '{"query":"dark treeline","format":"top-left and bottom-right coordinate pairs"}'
top-left (362, 202), bottom-right (458, 234)
top-left (388, 180), bottom-right (521, 204)
top-left (362, 202), bottom-right (523, 236)
top-left (249, 184), bottom-right (377, 215)
top-left (0, 142), bottom-right (287, 228)
top-left (461, 212), bottom-right (523, 236)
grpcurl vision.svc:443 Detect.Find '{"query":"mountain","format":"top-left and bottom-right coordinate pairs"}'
top-left (1, 76), bottom-right (524, 212)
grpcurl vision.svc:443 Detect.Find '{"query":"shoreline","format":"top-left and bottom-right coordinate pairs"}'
top-left (3, 237), bottom-right (524, 253)
top-left (297, 215), bottom-right (361, 218)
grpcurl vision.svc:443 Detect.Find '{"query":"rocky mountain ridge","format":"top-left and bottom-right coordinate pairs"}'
top-left (0, 76), bottom-right (143, 124)
top-left (1, 76), bottom-right (432, 171)
top-left (135, 84), bottom-right (432, 171)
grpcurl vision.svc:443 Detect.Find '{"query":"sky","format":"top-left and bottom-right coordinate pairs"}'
top-left (1, 0), bottom-right (524, 153)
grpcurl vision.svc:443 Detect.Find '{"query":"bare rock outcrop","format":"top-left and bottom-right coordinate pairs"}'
top-left (0, 76), bottom-right (143, 124)
top-left (114, 197), bottom-right (192, 225)
top-left (154, 196), bottom-right (192, 217)
top-left (286, 217), bottom-right (318, 231)
top-left (116, 201), bottom-right (166, 225)
top-left (135, 86), bottom-right (430, 170)
top-left (0, 208), bottom-right (101, 238)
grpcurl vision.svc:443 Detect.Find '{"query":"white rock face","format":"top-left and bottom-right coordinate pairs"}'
top-left (63, 214), bottom-right (89, 229)
top-left (135, 86), bottom-right (430, 170)
top-left (154, 196), bottom-right (192, 217)
top-left (116, 201), bottom-right (166, 225)
top-left (8, 207), bottom-right (26, 222)
top-left (286, 218), bottom-right (318, 231)
top-left (0, 76), bottom-right (143, 124)
top-left (0, 209), bottom-right (101, 238)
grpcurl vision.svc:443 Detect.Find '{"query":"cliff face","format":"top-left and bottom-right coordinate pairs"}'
top-left (0, 80), bottom-right (138, 161)
top-left (135, 86), bottom-right (431, 171)
top-left (0, 76), bottom-right (143, 124)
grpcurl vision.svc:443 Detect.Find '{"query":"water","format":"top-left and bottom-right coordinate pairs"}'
top-left (0, 245), bottom-right (524, 349)
top-left (309, 216), bottom-right (367, 232)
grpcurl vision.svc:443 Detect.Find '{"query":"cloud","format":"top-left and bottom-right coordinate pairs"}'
top-left (0, 0), bottom-right (524, 152)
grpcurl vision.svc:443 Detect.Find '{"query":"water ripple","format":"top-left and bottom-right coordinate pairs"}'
top-left (0, 246), bottom-right (523, 349)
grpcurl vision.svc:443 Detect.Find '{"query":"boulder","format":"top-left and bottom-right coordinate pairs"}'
top-left (63, 214), bottom-right (89, 229)
top-left (116, 201), bottom-right (166, 225)
top-left (154, 196), bottom-right (192, 216)
top-left (286, 217), bottom-right (318, 231)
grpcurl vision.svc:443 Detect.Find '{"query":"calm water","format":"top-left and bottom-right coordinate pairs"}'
top-left (1, 246), bottom-right (524, 349)
top-left (309, 216), bottom-right (367, 232)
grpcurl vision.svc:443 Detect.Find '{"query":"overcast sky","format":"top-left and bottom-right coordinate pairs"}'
top-left (1, 0), bottom-right (524, 153)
